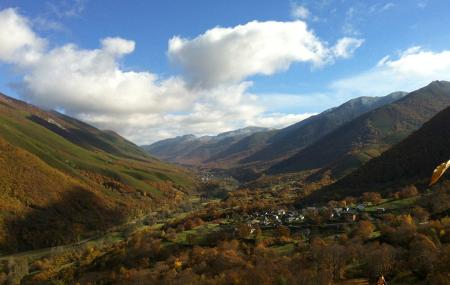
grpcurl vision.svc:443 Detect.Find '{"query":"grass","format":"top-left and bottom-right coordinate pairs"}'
top-left (0, 113), bottom-right (195, 196)
top-left (271, 243), bottom-right (295, 255)
top-left (174, 223), bottom-right (221, 245)
top-left (365, 196), bottom-right (418, 212)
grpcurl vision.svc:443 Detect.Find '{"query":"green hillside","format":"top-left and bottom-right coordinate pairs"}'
top-left (0, 93), bottom-right (196, 253)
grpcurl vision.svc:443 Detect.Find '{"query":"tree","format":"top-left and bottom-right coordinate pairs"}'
top-left (399, 185), bottom-right (419, 198)
top-left (408, 234), bottom-right (438, 279)
top-left (411, 207), bottom-right (429, 222)
top-left (236, 223), bottom-right (252, 239)
top-left (362, 192), bottom-right (383, 204)
top-left (276, 225), bottom-right (290, 239)
top-left (363, 243), bottom-right (397, 282)
top-left (353, 220), bottom-right (375, 241)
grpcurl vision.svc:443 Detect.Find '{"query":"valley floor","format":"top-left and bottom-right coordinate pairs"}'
top-left (1, 178), bottom-right (449, 285)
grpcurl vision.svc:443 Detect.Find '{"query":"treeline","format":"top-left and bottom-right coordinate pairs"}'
top-left (24, 183), bottom-right (450, 285)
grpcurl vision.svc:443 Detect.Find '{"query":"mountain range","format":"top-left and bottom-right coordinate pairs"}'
top-left (142, 126), bottom-right (272, 167)
top-left (144, 91), bottom-right (407, 171)
top-left (145, 81), bottom-right (450, 188)
top-left (269, 81), bottom-right (450, 180)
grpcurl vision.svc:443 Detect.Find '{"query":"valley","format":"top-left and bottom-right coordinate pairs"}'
top-left (1, 2), bottom-right (450, 284)
top-left (1, 82), bottom-right (450, 284)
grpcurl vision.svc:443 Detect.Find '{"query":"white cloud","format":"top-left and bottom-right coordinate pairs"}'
top-left (0, 8), bottom-right (46, 65)
top-left (168, 21), bottom-right (329, 87)
top-left (168, 20), bottom-right (363, 88)
top-left (19, 43), bottom-right (192, 116)
top-left (101, 37), bottom-right (135, 56)
top-left (291, 3), bottom-right (310, 20)
top-left (331, 47), bottom-right (450, 97)
top-left (0, 8), bottom-right (367, 144)
top-left (333, 37), bottom-right (364, 59)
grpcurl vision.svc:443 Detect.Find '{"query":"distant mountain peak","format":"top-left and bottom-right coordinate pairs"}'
top-left (216, 126), bottom-right (270, 139)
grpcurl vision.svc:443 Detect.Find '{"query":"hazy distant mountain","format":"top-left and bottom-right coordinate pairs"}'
top-left (269, 81), bottom-right (450, 180)
top-left (142, 126), bottom-right (270, 166)
top-left (0, 92), bottom-right (195, 252)
top-left (241, 91), bottom-right (407, 165)
top-left (304, 104), bottom-right (450, 203)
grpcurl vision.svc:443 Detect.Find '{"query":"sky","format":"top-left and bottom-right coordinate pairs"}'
top-left (1, 0), bottom-right (450, 144)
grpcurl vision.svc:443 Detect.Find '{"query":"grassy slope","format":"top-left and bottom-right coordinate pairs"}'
top-left (0, 93), bottom-right (196, 253)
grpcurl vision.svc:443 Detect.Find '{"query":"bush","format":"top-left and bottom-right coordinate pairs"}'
top-left (399, 185), bottom-right (419, 198)
top-left (362, 192), bottom-right (383, 204)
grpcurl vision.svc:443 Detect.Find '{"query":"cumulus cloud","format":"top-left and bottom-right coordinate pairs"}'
top-left (20, 44), bottom-right (191, 115)
top-left (168, 20), bottom-right (363, 88)
top-left (0, 8), bottom-right (323, 143)
top-left (0, 8), bottom-right (46, 65)
top-left (331, 46), bottom-right (450, 97)
top-left (101, 37), bottom-right (135, 56)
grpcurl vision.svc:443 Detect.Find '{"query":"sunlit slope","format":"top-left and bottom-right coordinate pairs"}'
top-left (0, 93), bottom-right (195, 195)
top-left (0, 93), bottom-right (196, 252)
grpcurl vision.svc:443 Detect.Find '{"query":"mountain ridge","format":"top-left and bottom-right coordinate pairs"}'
top-left (302, 104), bottom-right (450, 204)
top-left (269, 81), bottom-right (450, 180)
top-left (144, 92), bottom-right (407, 170)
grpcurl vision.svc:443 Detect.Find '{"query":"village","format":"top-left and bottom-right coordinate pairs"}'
top-left (240, 203), bottom-right (387, 229)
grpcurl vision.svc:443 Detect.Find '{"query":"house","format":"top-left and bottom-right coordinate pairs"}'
top-left (333, 208), bottom-right (343, 214)
top-left (356, 204), bottom-right (366, 211)
top-left (341, 212), bottom-right (357, 222)
top-left (376, 208), bottom-right (386, 214)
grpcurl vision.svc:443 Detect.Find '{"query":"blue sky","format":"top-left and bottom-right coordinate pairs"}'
top-left (1, 0), bottom-right (450, 143)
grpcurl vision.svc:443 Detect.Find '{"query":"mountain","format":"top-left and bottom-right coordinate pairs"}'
top-left (303, 105), bottom-right (450, 203)
top-left (241, 91), bottom-right (407, 165)
top-left (142, 126), bottom-right (271, 166)
top-left (144, 92), bottom-right (406, 170)
top-left (0, 93), bottom-right (196, 253)
top-left (269, 81), bottom-right (450, 180)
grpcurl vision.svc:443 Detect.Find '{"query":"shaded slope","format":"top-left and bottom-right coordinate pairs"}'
top-left (269, 81), bottom-right (450, 179)
top-left (242, 92), bottom-right (407, 164)
top-left (205, 130), bottom-right (278, 167)
top-left (304, 105), bottom-right (450, 203)
top-left (0, 137), bottom-right (126, 252)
